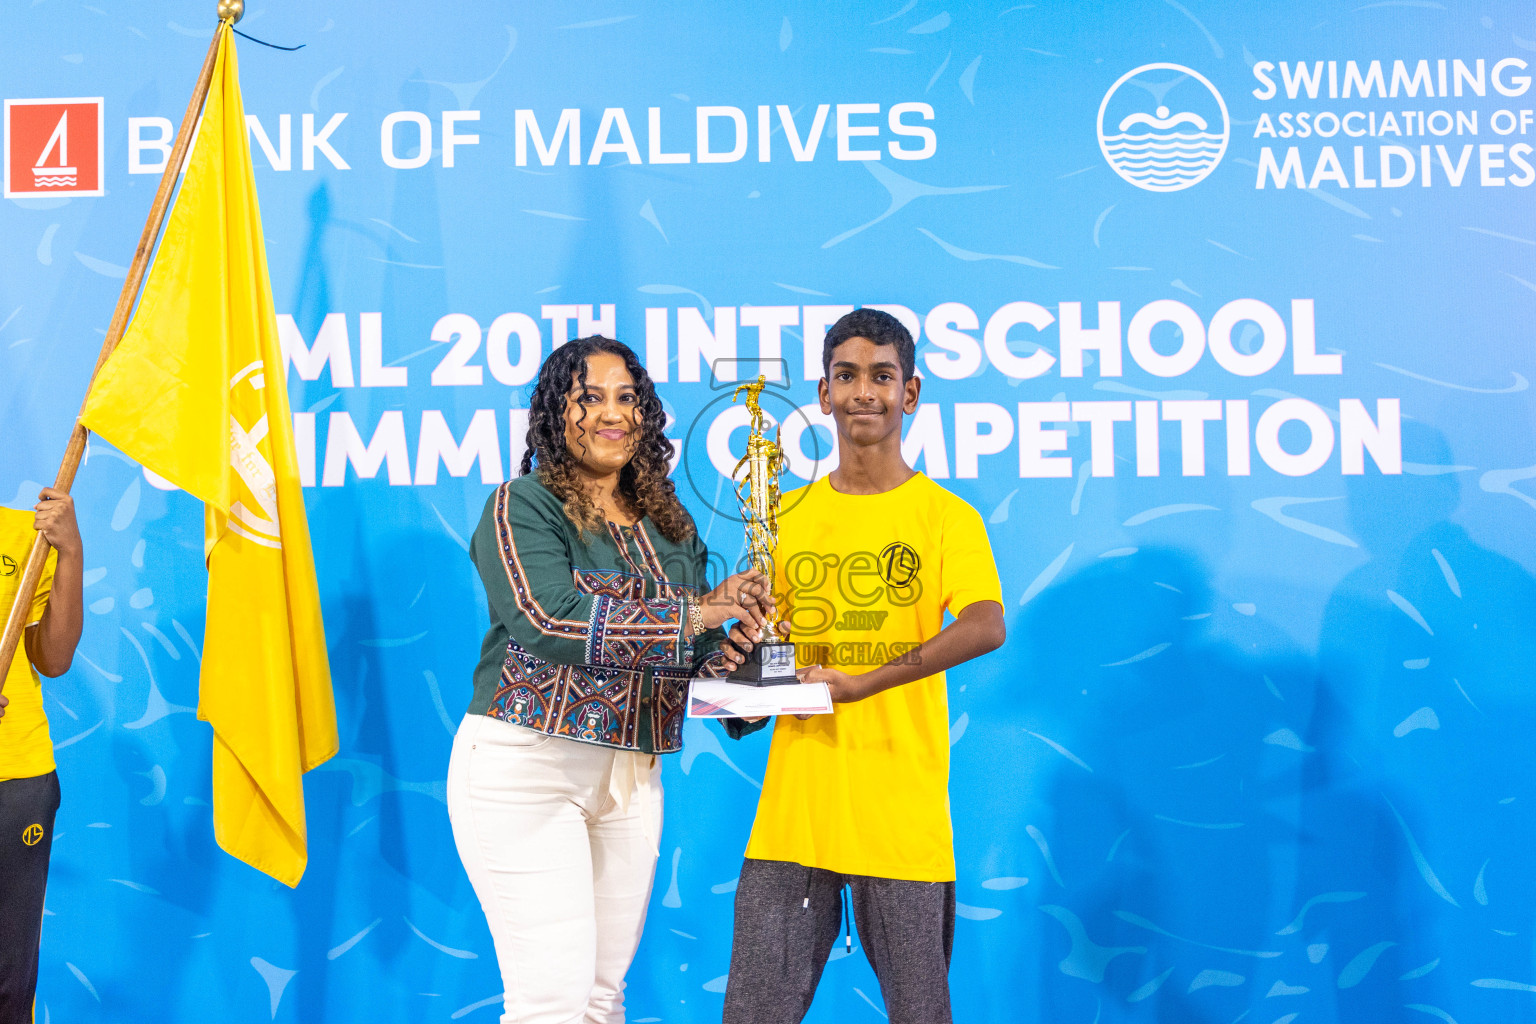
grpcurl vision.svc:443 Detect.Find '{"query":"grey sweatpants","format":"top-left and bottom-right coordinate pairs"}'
top-left (722, 857), bottom-right (957, 1024)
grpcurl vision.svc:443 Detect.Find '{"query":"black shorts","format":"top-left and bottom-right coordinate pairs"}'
top-left (0, 771), bottom-right (59, 1024)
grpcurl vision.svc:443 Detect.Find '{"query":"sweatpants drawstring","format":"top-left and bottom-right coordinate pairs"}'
top-left (841, 885), bottom-right (852, 953)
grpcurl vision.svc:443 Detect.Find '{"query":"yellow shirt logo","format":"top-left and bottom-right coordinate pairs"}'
top-left (877, 541), bottom-right (921, 587)
top-left (22, 823), bottom-right (44, 846)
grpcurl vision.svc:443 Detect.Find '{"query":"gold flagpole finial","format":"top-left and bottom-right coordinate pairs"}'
top-left (217, 0), bottom-right (244, 24)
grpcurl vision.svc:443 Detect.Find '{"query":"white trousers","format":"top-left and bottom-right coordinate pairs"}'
top-left (447, 714), bottom-right (663, 1024)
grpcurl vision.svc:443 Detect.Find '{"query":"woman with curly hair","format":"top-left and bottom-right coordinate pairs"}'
top-left (448, 335), bottom-right (772, 1024)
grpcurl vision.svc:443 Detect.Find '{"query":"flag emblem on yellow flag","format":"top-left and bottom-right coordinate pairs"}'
top-left (79, 25), bottom-right (337, 887)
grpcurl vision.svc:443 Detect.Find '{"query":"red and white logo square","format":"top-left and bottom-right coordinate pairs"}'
top-left (4, 97), bottom-right (104, 198)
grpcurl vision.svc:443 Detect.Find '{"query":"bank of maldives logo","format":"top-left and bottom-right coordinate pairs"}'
top-left (1097, 64), bottom-right (1228, 192)
top-left (4, 98), bottom-right (104, 199)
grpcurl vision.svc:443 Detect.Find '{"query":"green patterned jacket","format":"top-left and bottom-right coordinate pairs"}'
top-left (466, 473), bottom-right (730, 753)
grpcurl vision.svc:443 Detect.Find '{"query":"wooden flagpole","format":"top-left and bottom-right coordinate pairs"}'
top-left (0, 7), bottom-right (240, 695)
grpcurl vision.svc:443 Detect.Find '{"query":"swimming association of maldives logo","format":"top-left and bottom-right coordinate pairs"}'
top-left (4, 97), bottom-right (104, 199)
top-left (1097, 64), bottom-right (1228, 192)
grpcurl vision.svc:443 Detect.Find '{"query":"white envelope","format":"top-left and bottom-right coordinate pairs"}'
top-left (687, 678), bottom-right (835, 719)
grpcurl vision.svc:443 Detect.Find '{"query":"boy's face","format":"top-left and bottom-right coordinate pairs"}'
top-left (818, 336), bottom-right (921, 447)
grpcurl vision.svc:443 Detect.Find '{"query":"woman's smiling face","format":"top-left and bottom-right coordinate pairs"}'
top-left (564, 351), bottom-right (640, 478)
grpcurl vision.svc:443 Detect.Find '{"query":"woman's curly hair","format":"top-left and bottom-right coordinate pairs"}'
top-left (520, 335), bottom-right (696, 543)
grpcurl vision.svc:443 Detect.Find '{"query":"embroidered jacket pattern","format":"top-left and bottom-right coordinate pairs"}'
top-left (465, 474), bottom-right (730, 754)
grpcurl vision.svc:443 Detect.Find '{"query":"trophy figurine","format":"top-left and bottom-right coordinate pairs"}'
top-left (726, 375), bottom-right (798, 685)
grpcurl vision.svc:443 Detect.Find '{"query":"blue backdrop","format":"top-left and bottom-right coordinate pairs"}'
top-left (3, 2), bottom-right (1536, 1021)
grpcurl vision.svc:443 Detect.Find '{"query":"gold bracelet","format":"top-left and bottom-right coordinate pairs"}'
top-left (687, 594), bottom-right (706, 637)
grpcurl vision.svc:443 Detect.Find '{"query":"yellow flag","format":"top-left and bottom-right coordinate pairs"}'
top-left (80, 25), bottom-right (337, 887)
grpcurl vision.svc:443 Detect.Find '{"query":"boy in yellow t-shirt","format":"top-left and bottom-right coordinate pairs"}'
top-left (0, 488), bottom-right (83, 1023)
top-left (720, 309), bottom-right (1006, 1024)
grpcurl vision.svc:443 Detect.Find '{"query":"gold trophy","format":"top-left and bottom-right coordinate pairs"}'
top-left (727, 375), bottom-right (797, 685)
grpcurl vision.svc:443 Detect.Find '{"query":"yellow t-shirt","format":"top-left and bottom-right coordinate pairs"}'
top-left (0, 506), bottom-right (57, 781)
top-left (745, 473), bottom-right (1003, 882)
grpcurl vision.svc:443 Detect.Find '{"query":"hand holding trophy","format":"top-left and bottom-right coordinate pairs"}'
top-left (726, 375), bottom-right (797, 685)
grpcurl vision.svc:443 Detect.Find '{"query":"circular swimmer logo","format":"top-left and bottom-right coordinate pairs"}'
top-left (1097, 63), bottom-right (1229, 192)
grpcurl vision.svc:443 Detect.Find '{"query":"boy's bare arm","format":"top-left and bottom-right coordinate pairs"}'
top-left (24, 488), bottom-right (83, 678)
top-left (798, 600), bottom-right (1005, 704)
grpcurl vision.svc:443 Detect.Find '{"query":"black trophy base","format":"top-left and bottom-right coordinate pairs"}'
top-left (728, 641), bottom-right (798, 686)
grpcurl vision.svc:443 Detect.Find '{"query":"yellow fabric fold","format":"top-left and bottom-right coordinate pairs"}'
top-left (80, 24), bottom-right (337, 887)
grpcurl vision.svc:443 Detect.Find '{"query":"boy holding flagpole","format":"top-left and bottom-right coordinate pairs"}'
top-left (0, 488), bottom-right (82, 1023)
